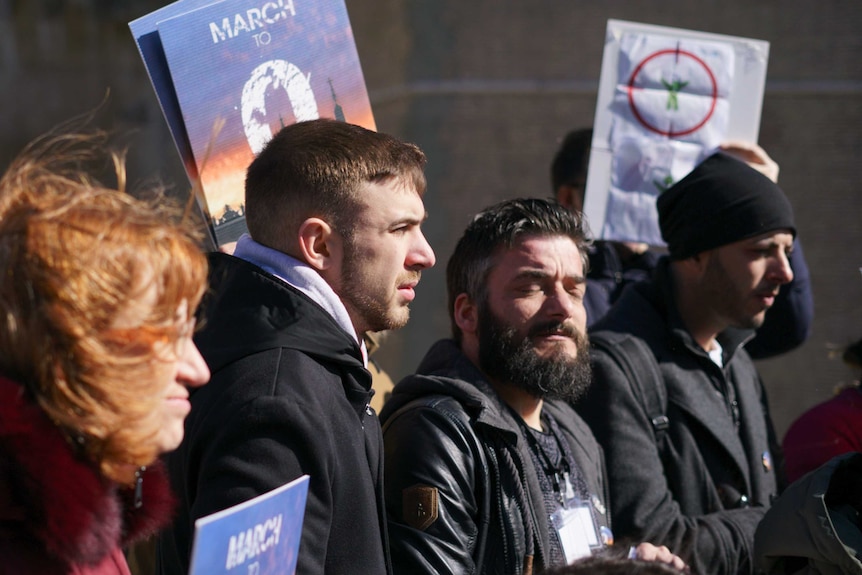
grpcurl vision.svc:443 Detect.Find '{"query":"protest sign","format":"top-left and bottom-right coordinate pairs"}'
top-left (189, 475), bottom-right (309, 575)
top-left (584, 20), bottom-right (769, 245)
top-left (130, 0), bottom-right (375, 246)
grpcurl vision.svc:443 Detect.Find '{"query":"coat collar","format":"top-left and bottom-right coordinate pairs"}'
top-left (233, 234), bottom-right (367, 364)
top-left (0, 376), bottom-right (174, 567)
top-left (388, 339), bottom-right (523, 439)
top-left (198, 253), bottom-right (367, 376)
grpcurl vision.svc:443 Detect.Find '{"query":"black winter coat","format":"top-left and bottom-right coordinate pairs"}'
top-left (381, 340), bottom-right (611, 575)
top-left (755, 453), bottom-right (862, 575)
top-left (157, 253), bottom-right (389, 575)
top-left (578, 258), bottom-right (783, 575)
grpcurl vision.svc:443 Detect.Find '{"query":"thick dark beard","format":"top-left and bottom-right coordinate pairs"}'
top-left (477, 304), bottom-right (592, 403)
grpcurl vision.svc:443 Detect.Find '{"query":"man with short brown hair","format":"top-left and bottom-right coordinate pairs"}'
top-left (158, 119), bottom-right (436, 575)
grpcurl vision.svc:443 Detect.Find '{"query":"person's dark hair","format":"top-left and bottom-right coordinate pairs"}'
top-left (550, 128), bottom-right (593, 194)
top-left (843, 337), bottom-right (862, 371)
top-left (245, 118), bottom-right (426, 252)
top-left (446, 198), bottom-right (590, 342)
top-left (541, 556), bottom-right (683, 575)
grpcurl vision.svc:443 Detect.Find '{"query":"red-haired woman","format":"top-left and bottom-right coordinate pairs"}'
top-left (0, 131), bottom-right (210, 574)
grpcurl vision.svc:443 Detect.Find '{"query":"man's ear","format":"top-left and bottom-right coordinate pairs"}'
top-left (556, 185), bottom-right (584, 213)
top-left (453, 293), bottom-right (478, 335)
top-left (678, 251), bottom-right (709, 279)
top-left (298, 217), bottom-right (337, 271)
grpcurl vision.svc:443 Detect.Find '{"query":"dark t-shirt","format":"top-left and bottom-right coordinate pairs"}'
top-left (524, 413), bottom-right (591, 567)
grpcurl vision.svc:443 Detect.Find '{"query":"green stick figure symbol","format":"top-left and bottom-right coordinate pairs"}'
top-left (653, 174), bottom-right (675, 193)
top-left (661, 78), bottom-right (689, 111)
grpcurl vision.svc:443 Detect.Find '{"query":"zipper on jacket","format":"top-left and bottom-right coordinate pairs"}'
top-left (134, 466), bottom-right (146, 508)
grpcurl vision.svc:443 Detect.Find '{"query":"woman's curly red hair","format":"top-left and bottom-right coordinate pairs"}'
top-left (0, 129), bottom-right (208, 485)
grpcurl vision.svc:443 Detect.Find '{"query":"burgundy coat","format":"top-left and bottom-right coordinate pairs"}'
top-left (0, 376), bottom-right (175, 575)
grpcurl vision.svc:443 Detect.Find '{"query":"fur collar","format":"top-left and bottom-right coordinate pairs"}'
top-left (0, 376), bottom-right (175, 566)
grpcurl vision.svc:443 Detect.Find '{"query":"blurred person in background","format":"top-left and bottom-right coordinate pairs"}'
top-left (782, 337), bottom-right (862, 483)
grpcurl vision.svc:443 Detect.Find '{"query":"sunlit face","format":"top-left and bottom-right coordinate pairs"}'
top-left (113, 288), bottom-right (210, 455)
top-left (700, 230), bottom-right (795, 330)
top-left (334, 178), bottom-right (436, 334)
top-left (483, 235), bottom-right (588, 362)
top-left (476, 235), bottom-right (591, 401)
top-left (149, 300), bottom-right (210, 454)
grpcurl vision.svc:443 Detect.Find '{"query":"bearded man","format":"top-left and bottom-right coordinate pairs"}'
top-left (381, 198), bottom-right (685, 575)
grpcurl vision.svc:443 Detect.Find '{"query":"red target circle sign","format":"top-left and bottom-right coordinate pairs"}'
top-left (627, 48), bottom-right (718, 137)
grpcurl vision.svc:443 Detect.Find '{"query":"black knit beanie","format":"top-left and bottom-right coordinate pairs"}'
top-left (657, 153), bottom-right (796, 260)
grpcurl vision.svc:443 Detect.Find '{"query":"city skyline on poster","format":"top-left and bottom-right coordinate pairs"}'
top-left (131, 0), bottom-right (375, 246)
top-left (584, 20), bottom-right (769, 246)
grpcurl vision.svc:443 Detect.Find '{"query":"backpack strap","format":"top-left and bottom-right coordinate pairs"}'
top-left (590, 332), bottom-right (669, 442)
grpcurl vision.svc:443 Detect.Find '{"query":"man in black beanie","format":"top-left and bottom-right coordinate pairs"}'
top-left (576, 152), bottom-right (794, 575)
top-left (550, 130), bottom-right (812, 359)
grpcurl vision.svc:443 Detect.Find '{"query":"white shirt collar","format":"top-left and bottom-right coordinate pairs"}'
top-left (232, 234), bottom-right (368, 366)
top-left (707, 339), bottom-right (724, 368)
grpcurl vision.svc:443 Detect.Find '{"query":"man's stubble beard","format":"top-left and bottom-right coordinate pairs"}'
top-left (702, 253), bottom-right (771, 331)
top-left (339, 238), bottom-right (418, 333)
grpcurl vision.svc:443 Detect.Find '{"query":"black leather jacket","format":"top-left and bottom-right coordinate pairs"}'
top-left (381, 340), bottom-right (611, 575)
